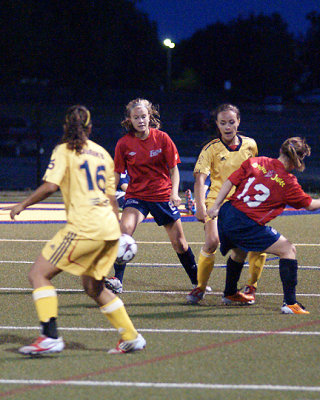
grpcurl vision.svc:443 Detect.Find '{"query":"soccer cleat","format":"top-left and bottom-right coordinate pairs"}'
top-left (222, 290), bottom-right (255, 305)
top-left (242, 285), bottom-right (256, 304)
top-left (18, 335), bottom-right (65, 355)
top-left (281, 302), bottom-right (310, 314)
top-left (105, 277), bottom-right (123, 294)
top-left (185, 189), bottom-right (196, 215)
top-left (186, 287), bottom-right (205, 304)
top-left (192, 284), bottom-right (212, 293)
top-left (108, 333), bottom-right (146, 354)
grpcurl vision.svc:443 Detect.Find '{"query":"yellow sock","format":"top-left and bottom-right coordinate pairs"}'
top-left (32, 286), bottom-right (58, 322)
top-left (247, 252), bottom-right (266, 288)
top-left (197, 248), bottom-right (215, 291)
top-left (100, 297), bottom-right (137, 341)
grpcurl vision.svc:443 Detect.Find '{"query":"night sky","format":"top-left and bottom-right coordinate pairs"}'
top-left (137, 0), bottom-right (320, 43)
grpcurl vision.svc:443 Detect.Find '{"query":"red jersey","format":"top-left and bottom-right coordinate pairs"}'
top-left (228, 157), bottom-right (312, 225)
top-left (114, 128), bottom-right (180, 201)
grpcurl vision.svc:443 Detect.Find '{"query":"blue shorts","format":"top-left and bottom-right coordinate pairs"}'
top-left (117, 195), bottom-right (126, 209)
top-left (218, 202), bottom-right (280, 256)
top-left (123, 198), bottom-right (181, 226)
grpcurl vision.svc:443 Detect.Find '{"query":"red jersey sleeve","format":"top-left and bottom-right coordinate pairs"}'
top-left (114, 139), bottom-right (126, 173)
top-left (284, 175), bottom-right (312, 209)
top-left (163, 133), bottom-right (181, 168)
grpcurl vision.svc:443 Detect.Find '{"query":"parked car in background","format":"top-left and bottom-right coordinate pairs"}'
top-left (295, 89), bottom-right (320, 104)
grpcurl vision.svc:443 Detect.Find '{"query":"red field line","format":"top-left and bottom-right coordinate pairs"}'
top-left (0, 319), bottom-right (319, 398)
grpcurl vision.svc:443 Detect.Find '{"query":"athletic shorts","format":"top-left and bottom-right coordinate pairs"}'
top-left (218, 202), bottom-right (280, 256)
top-left (42, 226), bottom-right (119, 280)
top-left (123, 198), bottom-right (181, 226)
top-left (117, 195), bottom-right (126, 209)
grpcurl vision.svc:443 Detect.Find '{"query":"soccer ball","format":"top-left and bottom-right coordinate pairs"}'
top-left (116, 233), bottom-right (137, 264)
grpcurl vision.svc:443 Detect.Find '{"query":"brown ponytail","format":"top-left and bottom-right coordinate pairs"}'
top-left (280, 137), bottom-right (311, 172)
top-left (61, 105), bottom-right (92, 153)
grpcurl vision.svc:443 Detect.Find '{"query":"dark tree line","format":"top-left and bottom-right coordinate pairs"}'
top-left (1, 0), bottom-right (319, 97)
top-left (0, 0), bottom-right (163, 89)
top-left (174, 12), bottom-right (320, 97)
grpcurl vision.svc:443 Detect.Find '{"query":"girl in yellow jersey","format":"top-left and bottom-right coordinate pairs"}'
top-left (187, 104), bottom-right (266, 304)
top-left (5, 105), bottom-right (145, 355)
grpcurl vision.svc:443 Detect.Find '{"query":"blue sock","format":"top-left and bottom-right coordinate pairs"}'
top-left (224, 257), bottom-right (244, 296)
top-left (177, 247), bottom-right (198, 285)
top-left (279, 258), bottom-right (298, 305)
top-left (114, 263), bottom-right (126, 283)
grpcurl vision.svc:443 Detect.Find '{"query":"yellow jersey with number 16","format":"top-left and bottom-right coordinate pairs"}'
top-left (43, 140), bottom-right (121, 240)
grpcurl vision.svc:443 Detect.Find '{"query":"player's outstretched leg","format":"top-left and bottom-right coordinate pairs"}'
top-left (242, 251), bottom-right (266, 304)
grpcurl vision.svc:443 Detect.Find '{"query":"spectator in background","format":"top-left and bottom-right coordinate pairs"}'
top-left (187, 103), bottom-right (266, 305)
top-left (105, 98), bottom-right (199, 294)
top-left (4, 105), bottom-right (145, 355)
top-left (208, 137), bottom-right (319, 314)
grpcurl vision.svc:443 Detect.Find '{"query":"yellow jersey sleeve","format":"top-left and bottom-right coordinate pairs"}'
top-left (194, 136), bottom-right (258, 203)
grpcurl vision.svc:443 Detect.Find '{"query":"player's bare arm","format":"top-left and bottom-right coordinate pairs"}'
top-left (305, 198), bottom-right (320, 211)
top-left (3, 181), bottom-right (59, 220)
top-left (194, 172), bottom-right (208, 223)
top-left (169, 165), bottom-right (181, 207)
top-left (207, 179), bottom-right (233, 219)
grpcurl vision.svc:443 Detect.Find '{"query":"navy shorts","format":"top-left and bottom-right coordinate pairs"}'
top-left (123, 198), bottom-right (181, 226)
top-left (218, 202), bottom-right (280, 256)
top-left (117, 195), bottom-right (126, 209)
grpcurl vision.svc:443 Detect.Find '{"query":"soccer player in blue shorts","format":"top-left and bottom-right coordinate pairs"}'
top-left (105, 98), bottom-right (198, 294)
top-left (208, 137), bottom-right (320, 314)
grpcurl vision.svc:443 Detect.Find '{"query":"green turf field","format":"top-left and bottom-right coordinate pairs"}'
top-left (0, 196), bottom-right (319, 400)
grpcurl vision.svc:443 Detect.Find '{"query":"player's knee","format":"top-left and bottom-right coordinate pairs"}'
top-left (83, 281), bottom-right (103, 299)
top-left (231, 249), bottom-right (246, 263)
top-left (203, 238), bottom-right (219, 254)
top-left (172, 238), bottom-right (188, 253)
top-left (280, 242), bottom-right (296, 259)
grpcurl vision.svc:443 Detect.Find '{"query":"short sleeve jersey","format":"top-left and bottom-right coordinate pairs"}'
top-left (228, 157), bottom-right (312, 225)
top-left (43, 140), bottom-right (121, 240)
top-left (114, 128), bottom-right (180, 201)
top-left (194, 135), bottom-right (258, 203)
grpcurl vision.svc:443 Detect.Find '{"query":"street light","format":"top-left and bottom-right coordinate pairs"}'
top-left (163, 38), bottom-right (175, 90)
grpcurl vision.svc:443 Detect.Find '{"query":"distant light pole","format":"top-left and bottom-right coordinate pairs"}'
top-left (163, 38), bottom-right (175, 91)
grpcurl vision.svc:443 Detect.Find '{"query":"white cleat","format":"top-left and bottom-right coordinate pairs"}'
top-left (19, 335), bottom-right (65, 355)
top-left (108, 333), bottom-right (146, 354)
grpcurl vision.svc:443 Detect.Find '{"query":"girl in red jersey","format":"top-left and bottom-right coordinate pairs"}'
top-left (208, 137), bottom-right (320, 314)
top-left (105, 98), bottom-right (198, 293)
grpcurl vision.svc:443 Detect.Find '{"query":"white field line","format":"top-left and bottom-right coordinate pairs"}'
top-left (0, 287), bottom-right (320, 296)
top-left (0, 238), bottom-right (319, 246)
top-left (0, 260), bottom-right (319, 270)
top-left (0, 325), bottom-right (319, 336)
top-left (0, 380), bottom-right (319, 392)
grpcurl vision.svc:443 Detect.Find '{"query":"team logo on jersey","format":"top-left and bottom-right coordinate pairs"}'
top-left (265, 170), bottom-right (275, 178)
top-left (220, 156), bottom-right (226, 161)
top-left (150, 149), bottom-right (162, 157)
top-left (128, 152), bottom-right (136, 156)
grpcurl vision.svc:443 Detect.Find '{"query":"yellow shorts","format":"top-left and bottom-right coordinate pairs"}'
top-left (42, 227), bottom-right (119, 280)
